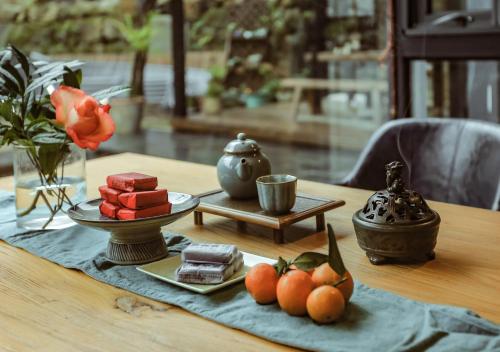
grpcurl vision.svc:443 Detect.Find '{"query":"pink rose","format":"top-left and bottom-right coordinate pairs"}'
top-left (50, 86), bottom-right (115, 150)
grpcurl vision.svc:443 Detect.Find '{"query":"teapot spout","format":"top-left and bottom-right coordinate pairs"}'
top-left (236, 158), bottom-right (252, 181)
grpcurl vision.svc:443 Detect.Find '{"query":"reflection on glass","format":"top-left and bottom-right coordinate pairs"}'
top-left (411, 60), bottom-right (500, 123)
top-left (432, 0), bottom-right (492, 12)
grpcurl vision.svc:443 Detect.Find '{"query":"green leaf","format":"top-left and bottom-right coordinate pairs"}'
top-left (25, 71), bottom-right (64, 94)
top-left (92, 85), bottom-right (130, 101)
top-left (0, 124), bottom-right (9, 136)
top-left (0, 50), bottom-right (12, 66)
top-left (37, 106), bottom-right (56, 120)
top-left (10, 45), bottom-right (30, 77)
top-left (32, 131), bottom-right (67, 145)
top-left (327, 224), bottom-right (347, 277)
top-left (0, 100), bottom-right (14, 121)
top-left (275, 256), bottom-right (289, 276)
top-left (0, 66), bottom-right (20, 94)
top-left (292, 252), bottom-right (328, 271)
top-left (26, 117), bottom-right (53, 133)
top-left (38, 143), bottom-right (63, 181)
top-left (1, 62), bottom-right (25, 93)
top-left (26, 72), bottom-right (63, 93)
top-left (32, 62), bottom-right (62, 75)
top-left (24, 90), bottom-right (35, 115)
top-left (33, 60), bottom-right (82, 76)
top-left (26, 61), bottom-right (83, 94)
top-left (15, 138), bottom-right (34, 147)
top-left (62, 67), bottom-right (81, 89)
top-left (10, 114), bottom-right (23, 131)
top-left (75, 69), bottom-right (82, 87)
top-left (1, 129), bottom-right (21, 146)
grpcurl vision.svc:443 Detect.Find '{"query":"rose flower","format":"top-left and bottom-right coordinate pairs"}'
top-left (51, 86), bottom-right (115, 150)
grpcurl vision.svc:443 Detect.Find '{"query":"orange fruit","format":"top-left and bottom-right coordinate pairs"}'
top-left (276, 270), bottom-right (315, 316)
top-left (311, 262), bottom-right (341, 287)
top-left (306, 285), bottom-right (345, 324)
top-left (338, 271), bottom-right (354, 303)
top-left (245, 263), bottom-right (279, 304)
top-left (311, 263), bottom-right (354, 302)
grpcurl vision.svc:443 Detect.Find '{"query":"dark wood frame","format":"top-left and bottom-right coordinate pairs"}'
top-left (171, 0), bottom-right (187, 117)
top-left (393, 0), bottom-right (500, 118)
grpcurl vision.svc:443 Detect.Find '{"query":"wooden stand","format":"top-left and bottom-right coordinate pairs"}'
top-left (193, 190), bottom-right (345, 244)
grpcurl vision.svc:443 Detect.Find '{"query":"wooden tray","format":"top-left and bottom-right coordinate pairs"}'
top-left (193, 189), bottom-right (345, 243)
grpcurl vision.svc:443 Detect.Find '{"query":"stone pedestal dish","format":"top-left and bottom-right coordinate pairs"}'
top-left (68, 192), bottom-right (199, 265)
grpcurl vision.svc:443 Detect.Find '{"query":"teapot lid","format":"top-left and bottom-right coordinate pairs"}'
top-left (224, 133), bottom-right (260, 154)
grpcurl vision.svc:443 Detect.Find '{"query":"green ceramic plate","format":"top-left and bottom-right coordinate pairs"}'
top-left (137, 251), bottom-right (276, 294)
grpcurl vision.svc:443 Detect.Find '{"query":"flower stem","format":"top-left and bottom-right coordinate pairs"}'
top-left (19, 142), bottom-right (74, 229)
top-left (40, 191), bottom-right (58, 230)
top-left (17, 190), bottom-right (41, 217)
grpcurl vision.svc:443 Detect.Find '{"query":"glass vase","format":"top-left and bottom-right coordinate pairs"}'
top-left (13, 144), bottom-right (87, 230)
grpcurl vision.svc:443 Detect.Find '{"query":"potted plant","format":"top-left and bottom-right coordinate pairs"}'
top-left (112, 9), bottom-right (155, 134)
top-left (203, 66), bottom-right (225, 115)
top-left (0, 45), bottom-right (128, 229)
top-left (241, 63), bottom-right (279, 109)
top-left (242, 87), bottom-right (264, 109)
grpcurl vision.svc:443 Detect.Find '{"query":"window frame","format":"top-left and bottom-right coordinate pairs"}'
top-left (394, 0), bottom-right (500, 117)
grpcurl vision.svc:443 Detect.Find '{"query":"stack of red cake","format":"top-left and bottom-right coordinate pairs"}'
top-left (99, 172), bottom-right (172, 220)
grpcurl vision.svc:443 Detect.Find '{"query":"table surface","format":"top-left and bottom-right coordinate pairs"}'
top-left (1, 153), bottom-right (499, 352)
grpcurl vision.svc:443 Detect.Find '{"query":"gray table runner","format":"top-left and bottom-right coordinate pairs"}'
top-left (0, 192), bottom-right (498, 352)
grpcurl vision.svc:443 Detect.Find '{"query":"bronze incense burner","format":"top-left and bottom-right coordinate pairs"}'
top-left (352, 161), bottom-right (440, 265)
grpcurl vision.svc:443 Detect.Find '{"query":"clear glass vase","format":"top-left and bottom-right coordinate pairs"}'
top-left (13, 144), bottom-right (87, 230)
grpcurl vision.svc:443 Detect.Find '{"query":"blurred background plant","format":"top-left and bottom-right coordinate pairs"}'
top-left (205, 66), bottom-right (226, 98)
top-left (3, 0), bottom-right (126, 54)
top-left (103, 8), bottom-right (155, 135)
top-left (189, 1), bottom-right (235, 51)
top-left (113, 1), bottom-right (157, 97)
top-left (203, 65), bottom-right (225, 114)
top-left (186, 0), bottom-right (318, 106)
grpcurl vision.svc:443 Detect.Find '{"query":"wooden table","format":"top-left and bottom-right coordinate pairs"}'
top-left (1, 153), bottom-right (499, 352)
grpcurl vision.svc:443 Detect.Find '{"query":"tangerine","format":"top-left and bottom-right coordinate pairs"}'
top-left (311, 262), bottom-right (341, 287)
top-left (276, 270), bottom-right (315, 316)
top-left (306, 285), bottom-right (345, 324)
top-left (311, 263), bottom-right (354, 303)
top-left (245, 263), bottom-right (279, 304)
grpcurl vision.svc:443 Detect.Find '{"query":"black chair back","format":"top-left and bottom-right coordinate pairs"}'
top-left (341, 118), bottom-right (500, 210)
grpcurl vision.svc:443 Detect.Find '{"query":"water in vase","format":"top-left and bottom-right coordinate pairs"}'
top-left (15, 176), bottom-right (86, 230)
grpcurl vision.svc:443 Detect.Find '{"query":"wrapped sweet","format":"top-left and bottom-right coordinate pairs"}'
top-left (181, 243), bottom-right (239, 265)
top-left (176, 252), bottom-right (244, 284)
top-left (117, 202), bottom-right (172, 220)
top-left (98, 185), bottom-right (122, 205)
top-left (118, 189), bottom-right (168, 209)
top-left (106, 172), bottom-right (158, 192)
top-left (99, 201), bottom-right (121, 219)
top-left (99, 172), bottom-right (172, 221)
